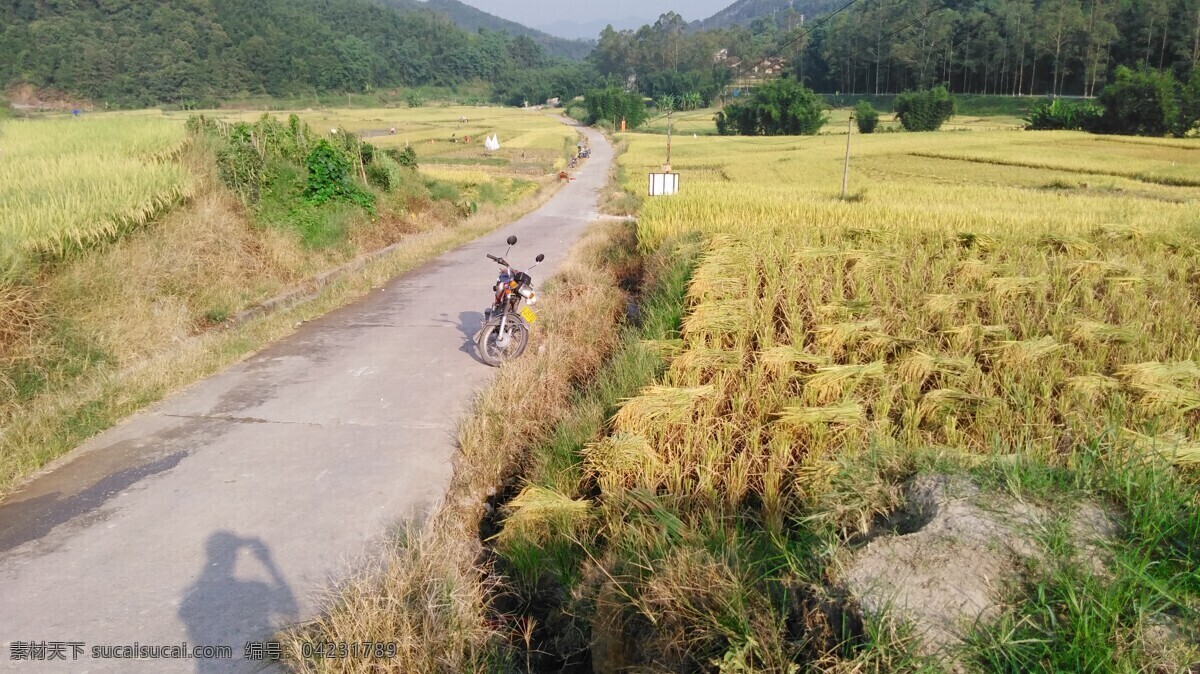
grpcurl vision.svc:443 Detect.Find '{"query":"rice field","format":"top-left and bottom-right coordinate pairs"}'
top-left (490, 127), bottom-right (1200, 669)
top-left (614, 127), bottom-right (1200, 508)
top-left (0, 115), bottom-right (192, 273)
top-left (0, 106), bottom-right (577, 277)
top-left (191, 106), bottom-right (578, 163)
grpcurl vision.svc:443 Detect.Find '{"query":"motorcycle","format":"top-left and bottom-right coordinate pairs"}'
top-left (476, 235), bottom-right (544, 367)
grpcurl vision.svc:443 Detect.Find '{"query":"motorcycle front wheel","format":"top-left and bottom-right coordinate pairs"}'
top-left (475, 315), bottom-right (529, 367)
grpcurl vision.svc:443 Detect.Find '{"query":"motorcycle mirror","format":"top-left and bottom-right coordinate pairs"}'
top-left (507, 235), bottom-right (518, 245)
top-left (535, 254), bottom-right (545, 263)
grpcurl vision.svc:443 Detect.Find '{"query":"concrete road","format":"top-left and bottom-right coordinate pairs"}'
top-left (0, 124), bottom-right (611, 673)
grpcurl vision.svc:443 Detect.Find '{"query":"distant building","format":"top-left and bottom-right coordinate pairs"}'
top-left (750, 57), bottom-right (788, 76)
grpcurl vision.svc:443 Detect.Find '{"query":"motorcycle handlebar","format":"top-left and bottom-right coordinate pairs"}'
top-left (487, 254), bottom-right (508, 266)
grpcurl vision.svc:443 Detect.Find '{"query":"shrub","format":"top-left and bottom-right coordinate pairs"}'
top-left (425, 179), bottom-right (462, 203)
top-left (366, 153), bottom-right (403, 192)
top-left (854, 100), bottom-right (880, 133)
top-left (304, 140), bottom-right (374, 211)
top-left (1096, 65), bottom-right (1178, 136)
top-left (405, 90), bottom-right (425, 108)
top-left (894, 86), bottom-right (956, 131)
top-left (385, 145), bottom-right (419, 169)
top-left (1024, 98), bottom-right (1103, 131)
top-left (715, 77), bottom-right (827, 136)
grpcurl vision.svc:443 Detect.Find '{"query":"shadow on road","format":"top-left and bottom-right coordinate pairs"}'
top-left (179, 531), bottom-right (297, 672)
top-left (458, 310), bottom-right (487, 364)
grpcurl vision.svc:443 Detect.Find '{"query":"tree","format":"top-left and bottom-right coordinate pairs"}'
top-left (716, 77), bottom-right (827, 135)
top-left (894, 86), bottom-right (956, 131)
top-left (1179, 66), bottom-right (1200, 135)
top-left (1096, 65), bottom-right (1179, 135)
top-left (584, 87), bottom-right (648, 128)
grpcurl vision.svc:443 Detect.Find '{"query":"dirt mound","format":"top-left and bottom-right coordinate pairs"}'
top-left (843, 474), bottom-right (1117, 656)
top-left (4, 83), bottom-right (94, 112)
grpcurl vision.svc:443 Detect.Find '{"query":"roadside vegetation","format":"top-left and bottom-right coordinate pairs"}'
top-left (281, 217), bottom-right (676, 671)
top-left (0, 107), bottom-right (577, 495)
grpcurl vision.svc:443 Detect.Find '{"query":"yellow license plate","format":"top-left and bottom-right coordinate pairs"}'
top-left (520, 306), bottom-right (538, 323)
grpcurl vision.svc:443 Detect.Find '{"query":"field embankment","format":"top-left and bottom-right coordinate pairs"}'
top-left (0, 107), bottom-right (579, 495)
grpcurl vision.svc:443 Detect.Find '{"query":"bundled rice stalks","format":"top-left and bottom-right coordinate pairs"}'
top-left (1068, 259), bottom-right (1134, 279)
top-left (773, 402), bottom-right (865, 427)
top-left (918, 388), bottom-right (996, 422)
top-left (897, 351), bottom-right (976, 387)
top-left (986, 275), bottom-right (1048, 299)
top-left (1065, 373), bottom-right (1122, 394)
top-left (1039, 234), bottom-right (1098, 256)
top-left (815, 319), bottom-right (884, 352)
top-left (957, 232), bottom-right (1000, 252)
top-left (583, 433), bottom-right (660, 490)
top-left (804, 362), bottom-right (885, 403)
top-left (614, 385), bottom-right (715, 432)
top-left (1116, 361), bottom-right (1200, 388)
top-left (1070, 320), bottom-right (1138, 345)
top-left (1121, 429), bottom-right (1200, 466)
top-left (955, 259), bottom-right (996, 283)
top-left (681, 300), bottom-right (752, 340)
top-left (639, 338), bottom-right (685, 358)
top-left (496, 485), bottom-right (593, 545)
top-left (670, 347), bottom-right (741, 374)
top-left (760, 346), bottom-right (829, 372)
top-left (925, 293), bottom-right (977, 314)
top-left (815, 299), bottom-right (873, 319)
top-left (1092, 223), bottom-right (1146, 241)
top-left (986, 336), bottom-right (1062, 366)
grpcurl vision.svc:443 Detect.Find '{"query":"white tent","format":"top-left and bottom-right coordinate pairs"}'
top-left (484, 134), bottom-right (501, 151)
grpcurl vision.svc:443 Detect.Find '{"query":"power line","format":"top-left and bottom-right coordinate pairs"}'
top-left (838, 2), bottom-right (951, 68)
top-left (725, 0), bottom-right (866, 88)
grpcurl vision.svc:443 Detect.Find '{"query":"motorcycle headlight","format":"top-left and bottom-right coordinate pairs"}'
top-left (518, 286), bottom-right (534, 299)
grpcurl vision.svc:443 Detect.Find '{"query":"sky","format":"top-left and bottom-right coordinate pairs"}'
top-left (448, 0), bottom-right (733, 31)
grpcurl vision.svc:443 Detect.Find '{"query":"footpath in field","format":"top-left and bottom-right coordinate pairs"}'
top-left (0, 124), bottom-right (611, 673)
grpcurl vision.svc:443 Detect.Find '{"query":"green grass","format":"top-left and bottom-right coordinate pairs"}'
top-left (820, 93), bottom-right (1040, 117)
top-left (489, 233), bottom-right (701, 667)
top-left (964, 438), bottom-right (1200, 672)
top-left (421, 156), bottom-right (510, 167)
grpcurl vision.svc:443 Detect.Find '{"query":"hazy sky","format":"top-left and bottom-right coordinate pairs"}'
top-left (448, 0), bottom-right (732, 28)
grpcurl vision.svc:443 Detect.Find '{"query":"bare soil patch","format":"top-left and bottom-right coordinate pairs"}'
top-left (843, 474), bottom-right (1118, 656)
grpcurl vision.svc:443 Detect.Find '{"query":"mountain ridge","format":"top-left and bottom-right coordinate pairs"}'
top-left (693, 0), bottom-right (840, 30)
top-left (378, 0), bottom-right (594, 59)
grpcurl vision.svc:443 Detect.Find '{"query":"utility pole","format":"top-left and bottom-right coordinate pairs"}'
top-left (665, 105), bottom-right (673, 171)
top-left (841, 114), bottom-right (853, 199)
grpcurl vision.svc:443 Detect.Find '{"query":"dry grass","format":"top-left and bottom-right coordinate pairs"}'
top-left (279, 220), bottom-right (633, 673)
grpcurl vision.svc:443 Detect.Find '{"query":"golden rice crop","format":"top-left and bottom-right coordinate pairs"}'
top-left (0, 116), bottom-right (191, 272)
top-left (597, 125), bottom-right (1200, 525)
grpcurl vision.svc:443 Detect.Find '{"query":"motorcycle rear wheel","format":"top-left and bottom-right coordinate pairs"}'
top-left (476, 315), bottom-right (529, 367)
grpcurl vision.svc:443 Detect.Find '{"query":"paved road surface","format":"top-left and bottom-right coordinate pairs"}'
top-left (0, 124), bottom-right (611, 673)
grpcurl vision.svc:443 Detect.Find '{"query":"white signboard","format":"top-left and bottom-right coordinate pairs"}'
top-left (648, 173), bottom-right (680, 196)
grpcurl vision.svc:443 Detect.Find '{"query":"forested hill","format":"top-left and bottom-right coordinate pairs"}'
top-left (380, 0), bottom-right (594, 59)
top-left (0, 0), bottom-right (596, 107)
top-left (598, 0), bottom-right (1199, 101)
